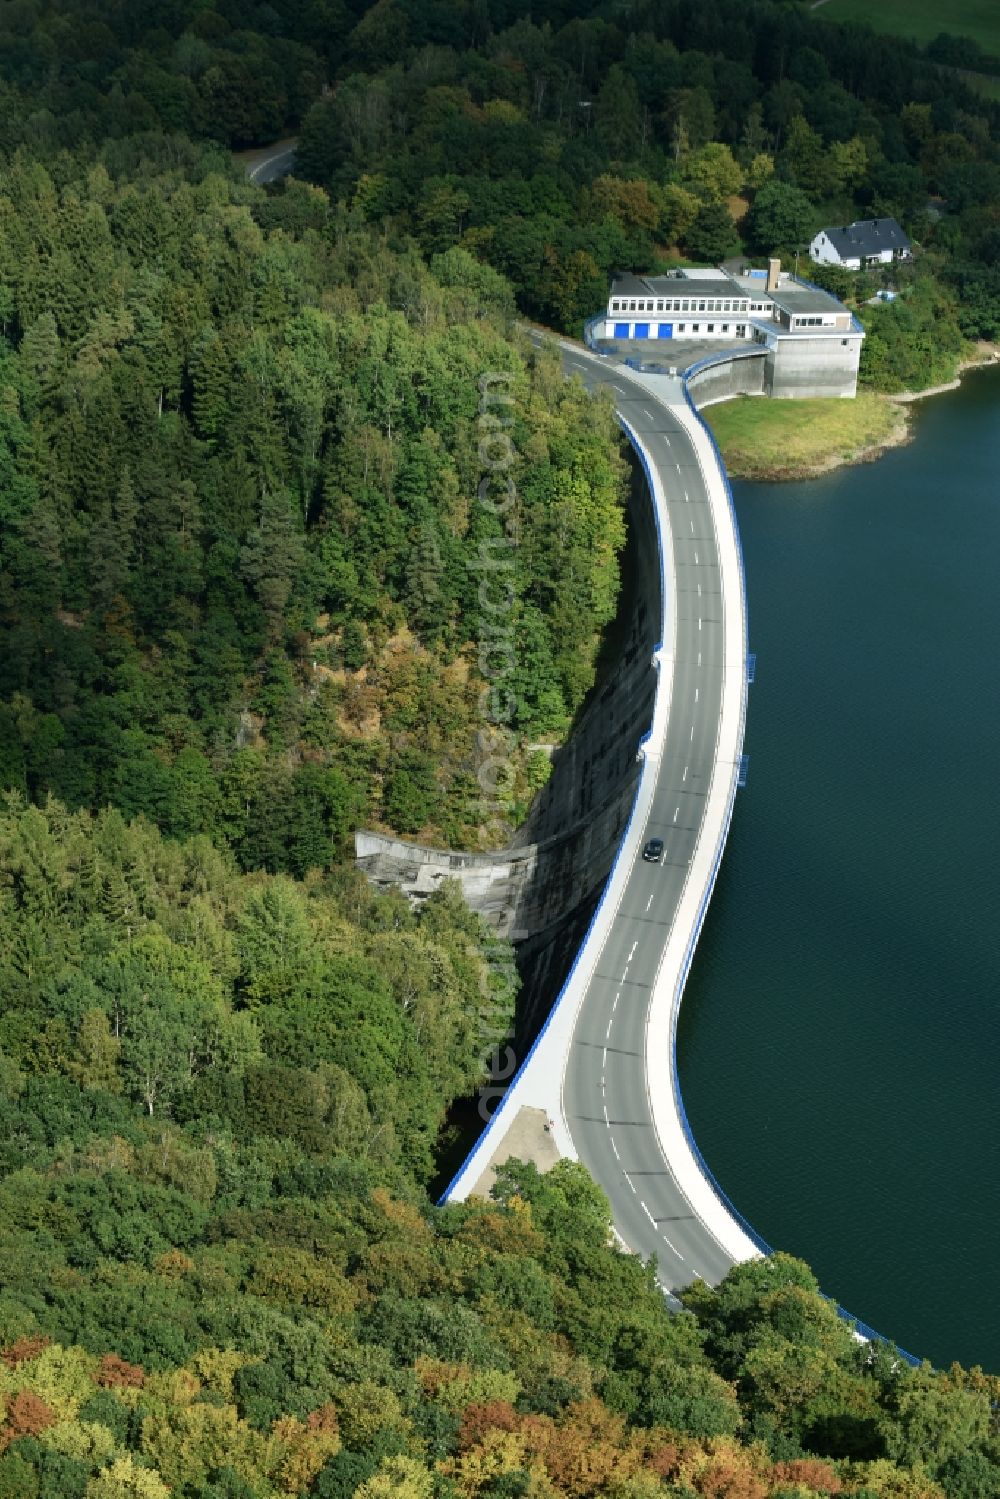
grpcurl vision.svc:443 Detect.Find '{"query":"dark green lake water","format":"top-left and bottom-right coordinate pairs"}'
top-left (678, 367), bottom-right (1000, 1371)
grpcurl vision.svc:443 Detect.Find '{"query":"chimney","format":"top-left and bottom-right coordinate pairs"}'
top-left (766, 257), bottom-right (780, 293)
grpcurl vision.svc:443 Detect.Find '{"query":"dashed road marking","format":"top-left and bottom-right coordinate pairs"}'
top-left (661, 1234), bottom-right (685, 1262)
top-left (673, 806), bottom-right (679, 821)
top-left (682, 765), bottom-right (688, 781)
top-left (645, 892), bottom-right (653, 912)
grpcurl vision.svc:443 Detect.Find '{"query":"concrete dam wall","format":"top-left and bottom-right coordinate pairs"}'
top-left (356, 461), bottom-right (661, 1038)
top-left (684, 349), bottom-right (766, 407)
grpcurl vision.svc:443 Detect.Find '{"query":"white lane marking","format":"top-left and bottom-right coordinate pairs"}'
top-left (249, 149), bottom-right (295, 181)
top-left (698, 651), bottom-right (702, 665)
top-left (603, 1102), bottom-right (609, 1123)
top-left (682, 765), bottom-right (688, 781)
top-left (694, 551), bottom-right (699, 564)
top-left (612, 991), bottom-right (620, 1012)
top-left (661, 1234), bottom-right (685, 1262)
top-left (695, 687), bottom-right (699, 701)
top-left (641, 1202), bottom-right (656, 1225)
top-left (697, 582), bottom-right (702, 596)
top-left (643, 407), bottom-right (655, 422)
top-left (673, 807), bottom-right (679, 821)
top-left (611, 1137), bottom-right (621, 1160)
top-left (689, 518), bottom-right (694, 532)
top-left (628, 940), bottom-right (638, 960)
top-left (645, 892), bottom-right (653, 912)
top-left (689, 725), bottom-right (694, 740)
top-left (698, 617), bottom-right (702, 631)
top-left (606, 1017), bottom-right (613, 1039)
top-left (624, 1173), bottom-right (637, 1194)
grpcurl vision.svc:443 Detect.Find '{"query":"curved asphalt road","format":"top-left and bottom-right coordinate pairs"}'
top-left (556, 344), bottom-right (739, 1293)
top-left (245, 141), bottom-right (298, 184)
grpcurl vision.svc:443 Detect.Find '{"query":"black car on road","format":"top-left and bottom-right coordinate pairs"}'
top-left (642, 837), bottom-right (664, 863)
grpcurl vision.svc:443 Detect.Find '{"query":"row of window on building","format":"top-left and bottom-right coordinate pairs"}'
top-left (674, 323), bottom-right (747, 336)
top-left (613, 323), bottom-right (749, 338)
top-left (610, 297), bottom-right (749, 314)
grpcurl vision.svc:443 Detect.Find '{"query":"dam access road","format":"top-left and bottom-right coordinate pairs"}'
top-left (444, 336), bottom-right (760, 1297)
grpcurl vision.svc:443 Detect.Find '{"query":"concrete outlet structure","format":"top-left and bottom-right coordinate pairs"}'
top-left (598, 260), bottom-right (865, 399)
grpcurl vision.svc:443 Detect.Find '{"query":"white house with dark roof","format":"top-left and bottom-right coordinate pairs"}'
top-left (809, 217), bottom-right (912, 270)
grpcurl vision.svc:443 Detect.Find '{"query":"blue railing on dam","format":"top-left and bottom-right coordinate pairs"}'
top-left (442, 335), bottom-right (923, 1371)
top-left (678, 372), bottom-right (921, 1370)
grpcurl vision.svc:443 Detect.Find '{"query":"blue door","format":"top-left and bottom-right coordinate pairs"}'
top-left (634, 322), bottom-right (649, 339)
top-left (657, 323), bottom-right (673, 339)
top-left (614, 322), bottom-right (629, 339)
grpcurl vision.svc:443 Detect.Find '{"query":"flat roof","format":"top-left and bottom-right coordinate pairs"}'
top-left (610, 271), bottom-right (748, 303)
top-left (770, 284), bottom-right (845, 315)
top-left (610, 272), bottom-right (654, 297)
top-left (661, 277), bottom-right (747, 301)
top-left (749, 317), bottom-right (861, 340)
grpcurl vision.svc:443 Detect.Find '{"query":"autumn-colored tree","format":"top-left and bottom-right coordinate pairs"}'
top-left (1, 1337), bottom-right (51, 1369)
top-left (96, 1354), bottom-right (145, 1390)
top-left (1, 1390), bottom-right (57, 1446)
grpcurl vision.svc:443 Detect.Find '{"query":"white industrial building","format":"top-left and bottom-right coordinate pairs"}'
top-left (595, 260), bottom-right (865, 398)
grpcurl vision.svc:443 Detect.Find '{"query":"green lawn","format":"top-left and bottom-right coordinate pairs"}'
top-left (965, 70), bottom-right (1000, 99)
top-left (704, 393), bottom-right (906, 481)
top-left (817, 0), bottom-right (1000, 55)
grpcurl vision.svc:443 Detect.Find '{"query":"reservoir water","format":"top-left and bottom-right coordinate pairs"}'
top-left (678, 367), bottom-right (1000, 1371)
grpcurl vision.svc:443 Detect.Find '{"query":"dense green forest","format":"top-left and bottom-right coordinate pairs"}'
top-left (2, 804), bottom-right (1000, 1499)
top-left (293, 0), bottom-right (999, 390)
top-left (2, 2), bottom-right (1000, 1496)
top-left (0, 143), bottom-right (626, 859)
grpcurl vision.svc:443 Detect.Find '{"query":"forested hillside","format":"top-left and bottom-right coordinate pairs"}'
top-left (294, 0), bottom-right (1000, 388)
top-left (3, 790), bottom-right (1000, 1498)
top-left (0, 144), bottom-right (626, 860)
top-left (2, 3), bottom-right (1000, 1496)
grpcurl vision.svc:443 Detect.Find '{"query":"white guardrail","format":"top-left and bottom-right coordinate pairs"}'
top-left (443, 355), bottom-right (759, 1268)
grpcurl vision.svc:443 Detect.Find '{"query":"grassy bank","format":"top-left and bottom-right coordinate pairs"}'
top-left (704, 392), bottom-right (908, 481)
top-left (818, 0), bottom-right (1000, 53)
